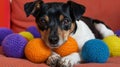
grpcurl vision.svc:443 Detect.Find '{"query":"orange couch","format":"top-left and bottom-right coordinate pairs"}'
top-left (10, 0), bottom-right (120, 32)
top-left (0, 46), bottom-right (120, 67)
top-left (0, 0), bottom-right (10, 28)
top-left (0, 0), bottom-right (120, 67)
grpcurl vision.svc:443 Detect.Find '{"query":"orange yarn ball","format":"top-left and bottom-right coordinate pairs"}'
top-left (54, 37), bottom-right (79, 57)
top-left (25, 38), bottom-right (51, 63)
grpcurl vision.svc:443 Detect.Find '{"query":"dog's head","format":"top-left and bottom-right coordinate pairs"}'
top-left (24, 0), bottom-right (85, 48)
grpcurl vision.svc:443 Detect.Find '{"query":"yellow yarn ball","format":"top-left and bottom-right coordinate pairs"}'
top-left (103, 35), bottom-right (120, 57)
top-left (25, 38), bottom-right (51, 63)
top-left (19, 31), bottom-right (34, 41)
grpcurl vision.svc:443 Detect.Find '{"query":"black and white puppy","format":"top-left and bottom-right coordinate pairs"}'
top-left (24, 0), bottom-right (114, 67)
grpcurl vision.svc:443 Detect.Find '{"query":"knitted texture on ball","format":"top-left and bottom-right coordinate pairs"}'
top-left (2, 34), bottom-right (27, 58)
top-left (0, 28), bottom-right (13, 45)
top-left (19, 31), bottom-right (34, 41)
top-left (115, 30), bottom-right (120, 36)
top-left (26, 26), bottom-right (41, 38)
top-left (54, 37), bottom-right (79, 57)
top-left (103, 35), bottom-right (120, 57)
top-left (25, 38), bottom-right (51, 63)
top-left (81, 39), bottom-right (109, 63)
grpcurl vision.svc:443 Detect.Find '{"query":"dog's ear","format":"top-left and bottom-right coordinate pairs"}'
top-left (24, 0), bottom-right (44, 17)
top-left (67, 1), bottom-right (86, 21)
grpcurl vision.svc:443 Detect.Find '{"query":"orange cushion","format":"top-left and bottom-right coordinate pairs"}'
top-left (11, 0), bottom-right (37, 33)
top-left (11, 0), bottom-right (120, 32)
top-left (47, 0), bottom-right (120, 31)
top-left (0, 0), bottom-right (10, 28)
top-left (76, 0), bottom-right (120, 31)
top-left (0, 46), bottom-right (120, 67)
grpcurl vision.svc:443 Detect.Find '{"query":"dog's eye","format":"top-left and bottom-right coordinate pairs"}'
top-left (62, 19), bottom-right (70, 25)
top-left (37, 19), bottom-right (48, 31)
top-left (62, 19), bottom-right (71, 30)
top-left (40, 19), bottom-right (46, 23)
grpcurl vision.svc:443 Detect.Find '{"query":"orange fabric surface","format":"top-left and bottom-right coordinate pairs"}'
top-left (75, 57), bottom-right (120, 67)
top-left (0, 46), bottom-right (120, 67)
top-left (0, 55), bottom-right (48, 67)
top-left (0, 0), bottom-right (10, 28)
top-left (11, 0), bottom-right (37, 33)
top-left (0, 46), bottom-right (48, 67)
top-left (79, 0), bottom-right (120, 31)
top-left (45, 0), bottom-right (120, 31)
top-left (11, 0), bottom-right (120, 32)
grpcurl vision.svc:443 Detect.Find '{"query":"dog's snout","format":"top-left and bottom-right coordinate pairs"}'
top-left (48, 35), bottom-right (59, 44)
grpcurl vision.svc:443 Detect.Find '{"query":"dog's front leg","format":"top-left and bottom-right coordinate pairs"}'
top-left (46, 52), bottom-right (61, 67)
top-left (58, 52), bottom-right (81, 67)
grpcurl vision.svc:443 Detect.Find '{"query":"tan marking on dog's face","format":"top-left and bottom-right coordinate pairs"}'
top-left (70, 22), bottom-right (75, 33)
top-left (59, 15), bottom-right (64, 21)
top-left (38, 29), bottom-right (50, 46)
top-left (58, 23), bottom-right (75, 41)
top-left (58, 15), bottom-right (75, 41)
top-left (44, 15), bottom-right (49, 22)
top-left (38, 16), bottom-right (49, 45)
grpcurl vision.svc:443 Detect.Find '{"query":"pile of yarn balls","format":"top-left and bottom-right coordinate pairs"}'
top-left (0, 26), bottom-right (79, 63)
top-left (0, 26), bottom-right (120, 64)
top-left (0, 26), bottom-right (47, 62)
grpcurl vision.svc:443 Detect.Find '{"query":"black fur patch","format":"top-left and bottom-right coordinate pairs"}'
top-left (80, 16), bottom-right (103, 39)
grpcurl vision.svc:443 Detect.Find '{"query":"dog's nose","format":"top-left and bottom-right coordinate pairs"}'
top-left (48, 35), bottom-right (59, 44)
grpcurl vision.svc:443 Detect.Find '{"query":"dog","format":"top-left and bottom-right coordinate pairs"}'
top-left (24, 0), bottom-right (114, 67)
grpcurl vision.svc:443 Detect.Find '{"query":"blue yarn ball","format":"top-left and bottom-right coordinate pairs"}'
top-left (81, 39), bottom-right (110, 63)
top-left (0, 28), bottom-right (13, 45)
top-left (2, 33), bottom-right (28, 58)
top-left (26, 26), bottom-right (41, 38)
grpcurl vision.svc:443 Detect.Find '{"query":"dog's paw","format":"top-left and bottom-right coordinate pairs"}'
top-left (46, 53), bottom-right (61, 66)
top-left (57, 53), bottom-right (80, 67)
top-left (57, 58), bottom-right (72, 67)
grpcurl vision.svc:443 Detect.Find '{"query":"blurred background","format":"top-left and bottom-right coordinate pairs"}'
top-left (0, 0), bottom-right (120, 32)
top-left (45, 0), bottom-right (120, 31)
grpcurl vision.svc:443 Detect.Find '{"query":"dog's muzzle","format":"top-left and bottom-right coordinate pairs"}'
top-left (48, 35), bottom-right (59, 45)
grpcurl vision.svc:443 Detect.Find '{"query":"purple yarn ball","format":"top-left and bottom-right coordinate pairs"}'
top-left (26, 26), bottom-right (41, 38)
top-left (2, 33), bottom-right (28, 58)
top-left (115, 30), bottom-right (120, 36)
top-left (0, 28), bottom-right (13, 45)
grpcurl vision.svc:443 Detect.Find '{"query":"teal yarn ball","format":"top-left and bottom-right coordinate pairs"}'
top-left (81, 39), bottom-right (110, 63)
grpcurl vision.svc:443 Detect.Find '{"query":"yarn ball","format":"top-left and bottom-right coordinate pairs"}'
top-left (0, 28), bottom-right (13, 45)
top-left (2, 33), bottom-right (27, 58)
top-left (103, 35), bottom-right (120, 57)
top-left (26, 26), bottom-right (41, 38)
top-left (115, 30), bottom-right (120, 37)
top-left (81, 39), bottom-right (109, 63)
top-left (19, 31), bottom-right (34, 41)
top-left (25, 38), bottom-right (51, 63)
top-left (54, 36), bottom-right (79, 57)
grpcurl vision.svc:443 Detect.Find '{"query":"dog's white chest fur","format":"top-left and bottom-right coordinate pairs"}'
top-left (70, 20), bottom-right (95, 49)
